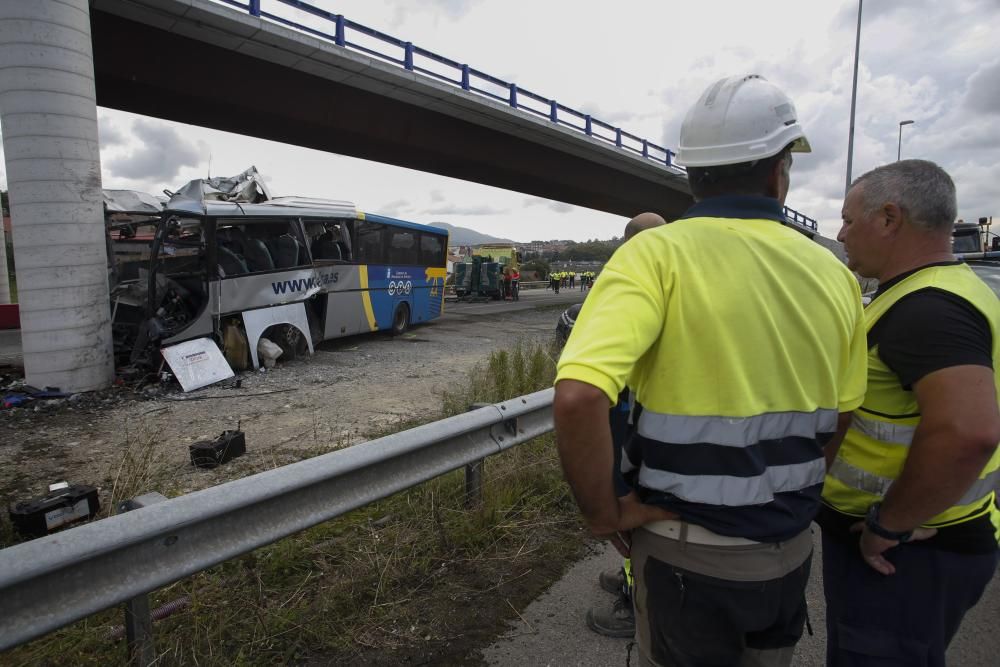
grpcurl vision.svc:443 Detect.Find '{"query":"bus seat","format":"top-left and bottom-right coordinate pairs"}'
top-left (218, 245), bottom-right (248, 276)
top-left (274, 234), bottom-right (303, 268)
top-left (218, 227), bottom-right (247, 256)
top-left (245, 237), bottom-right (275, 272)
top-left (312, 236), bottom-right (342, 261)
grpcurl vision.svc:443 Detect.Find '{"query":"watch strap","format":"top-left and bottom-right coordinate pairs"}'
top-left (865, 502), bottom-right (913, 543)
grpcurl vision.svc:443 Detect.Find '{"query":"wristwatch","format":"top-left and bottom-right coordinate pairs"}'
top-left (865, 502), bottom-right (913, 543)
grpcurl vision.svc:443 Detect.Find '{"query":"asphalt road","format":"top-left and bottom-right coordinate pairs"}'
top-left (482, 530), bottom-right (1000, 666)
top-left (443, 286), bottom-right (587, 317)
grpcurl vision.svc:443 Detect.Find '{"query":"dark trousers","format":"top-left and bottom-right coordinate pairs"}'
top-left (822, 530), bottom-right (998, 666)
top-left (633, 528), bottom-right (812, 667)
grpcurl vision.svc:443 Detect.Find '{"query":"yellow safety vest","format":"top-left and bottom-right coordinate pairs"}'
top-left (823, 263), bottom-right (1000, 532)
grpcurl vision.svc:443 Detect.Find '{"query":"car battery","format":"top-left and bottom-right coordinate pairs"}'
top-left (189, 429), bottom-right (246, 469)
top-left (9, 483), bottom-right (101, 538)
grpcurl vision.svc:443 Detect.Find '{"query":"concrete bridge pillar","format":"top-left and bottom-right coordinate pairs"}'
top-left (0, 219), bottom-right (9, 304)
top-left (0, 0), bottom-right (114, 391)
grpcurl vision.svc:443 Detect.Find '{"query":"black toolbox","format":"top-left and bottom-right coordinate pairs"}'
top-left (189, 430), bottom-right (246, 469)
top-left (9, 484), bottom-right (101, 538)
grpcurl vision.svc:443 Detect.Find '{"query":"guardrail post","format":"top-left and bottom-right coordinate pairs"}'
top-left (249, 0), bottom-right (260, 17)
top-left (665, 150), bottom-right (673, 167)
top-left (461, 64), bottom-right (470, 90)
top-left (642, 139), bottom-right (649, 158)
top-left (404, 42), bottom-right (414, 70)
top-left (118, 493), bottom-right (168, 667)
top-left (463, 403), bottom-right (496, 507)
top-left (549, 100), bottom-right (558, 122)
top-left (584, 114), bottom-right (592, 136)
top-left (464, 460), bottom-right (483, 508)
top-left (508, 83), bottom-right (517, 108)
top-left (124, 595), bottom-right (154, 667)
top-left (615, 128), bottom-right (622, 148)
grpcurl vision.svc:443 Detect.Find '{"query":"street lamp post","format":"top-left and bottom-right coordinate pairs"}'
top-left (845, 0), bottom-right (863, 196)
top-left (897, 120), bottom-right (914, 161)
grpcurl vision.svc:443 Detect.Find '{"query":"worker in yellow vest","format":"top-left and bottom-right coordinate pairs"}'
top-left (554, 74), bottom-right (867, 666)
top-left (583, 212), bottom-right (666, 639)
top-left (820, 159), bottom-right (1000, 666)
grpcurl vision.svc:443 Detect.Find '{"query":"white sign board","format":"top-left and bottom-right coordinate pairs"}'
top-left (161, 337), bottom-right (235, 392)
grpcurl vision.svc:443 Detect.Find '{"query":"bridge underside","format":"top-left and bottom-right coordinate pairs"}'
top-left (90, 9), bottom-right (694, 222)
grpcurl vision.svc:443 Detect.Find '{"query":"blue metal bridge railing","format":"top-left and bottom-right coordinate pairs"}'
top-left (218, 0), bottom-right (818, 232)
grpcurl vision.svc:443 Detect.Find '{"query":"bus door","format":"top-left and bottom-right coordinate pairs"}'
top-left (147, 214), bottom-right (213, 347)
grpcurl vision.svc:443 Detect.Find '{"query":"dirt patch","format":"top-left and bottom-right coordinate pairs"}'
top-left (0, 305), bottom-right (563, 506)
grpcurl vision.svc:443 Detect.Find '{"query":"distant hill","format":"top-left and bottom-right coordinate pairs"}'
top-left (429, 222), bottom-right (514, 246)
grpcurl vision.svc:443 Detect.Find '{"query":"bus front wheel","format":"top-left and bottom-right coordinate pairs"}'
top-left (391, 303), bottom-right (410, 336)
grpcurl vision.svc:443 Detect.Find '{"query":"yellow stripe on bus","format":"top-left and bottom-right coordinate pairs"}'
top-left (359, 265), bottom-right (378, 331)
top-left (426, 266), bottom-right (447, 315)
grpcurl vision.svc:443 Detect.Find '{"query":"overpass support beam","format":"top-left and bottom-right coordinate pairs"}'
top-left (0, 0), bottom-right (114, 391)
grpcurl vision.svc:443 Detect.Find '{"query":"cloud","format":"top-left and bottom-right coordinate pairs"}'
top-left (388, 0), bottom-right (485, 27)
top-left (430, 189), bottom-right (445, 202)
top-left (378, 198), bottom-right (412, 216)
top-left (428, 0), bottom-right (485, 20)
top-left (523, 197), bottom-right (574, 213)
top-left (107, 119), bottom-right (203, 182)
top-left (98, 116), bottom-right (127, 147)
top-left (422, 204), bottom-right (508, 215)
top-left (964, 60), bottom-right (1000, 115)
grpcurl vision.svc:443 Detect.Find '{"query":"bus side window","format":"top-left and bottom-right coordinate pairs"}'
top-left (310, 221), bottom-right (352, 262)
top-left (355, 221), bottom-right (386, 264)
top-left (419, 233), bottom-right (445, 267)
top-left (389, 229), bottom-right (417, 265)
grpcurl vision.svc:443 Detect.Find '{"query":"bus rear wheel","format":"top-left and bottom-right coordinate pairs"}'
top-left (263, 323), bottom-right (307, 362)
top-left (391, 303), bottom-right (410, 336)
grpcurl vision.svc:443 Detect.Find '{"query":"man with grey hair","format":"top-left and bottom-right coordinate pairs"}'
top-left (820, 159), bottom-right (1000, 666)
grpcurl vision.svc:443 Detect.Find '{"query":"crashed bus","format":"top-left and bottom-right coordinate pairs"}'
top-left (107, 169), bottom-right (448, 376)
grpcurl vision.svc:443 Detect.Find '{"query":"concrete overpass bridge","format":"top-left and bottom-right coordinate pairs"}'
top-left (0, 0), bottom-right (818, 391)
top-left (90, 0), bottom-right (818, 229)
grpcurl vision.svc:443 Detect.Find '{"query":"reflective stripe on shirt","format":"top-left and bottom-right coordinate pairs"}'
top-left (638, 408), bottom-right (838, 447)
top-left (851, 413), bottom-right (917, 447)
top-left (638, 458), bottom-right (826, 506)
top-left (829, 458), bottom-right (1000, 507)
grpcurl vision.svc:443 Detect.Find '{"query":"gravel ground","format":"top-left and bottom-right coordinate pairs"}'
top-left (0, 292), bottom-right (581, 509)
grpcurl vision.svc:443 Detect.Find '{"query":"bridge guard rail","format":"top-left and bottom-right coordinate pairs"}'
top-left (0, 388), bottom-right (556, 651)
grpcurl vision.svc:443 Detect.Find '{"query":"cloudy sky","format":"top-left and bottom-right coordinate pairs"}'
top-left (3, 0), bottom-right (998, 241)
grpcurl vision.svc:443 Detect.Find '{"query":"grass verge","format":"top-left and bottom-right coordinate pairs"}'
top-left (2, 340), bottom-right (585, 666)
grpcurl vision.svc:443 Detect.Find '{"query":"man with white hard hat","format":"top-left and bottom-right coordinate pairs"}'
top-left (554, 75), bottom-right (867, 666)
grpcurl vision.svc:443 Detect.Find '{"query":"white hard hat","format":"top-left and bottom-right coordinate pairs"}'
top-left (675, 74), bottom-right (811, 168)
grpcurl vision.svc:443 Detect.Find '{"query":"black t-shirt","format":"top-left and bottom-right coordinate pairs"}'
top-left (818, 262), bottom-right (997, 554)
top-left (869, 262), bottom-right (993, 388)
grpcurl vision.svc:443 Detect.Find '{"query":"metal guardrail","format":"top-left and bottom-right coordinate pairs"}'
top-left (212, 0), bottom-right (818, 233)
top-left (0, 388), bottom-right (556, 656)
